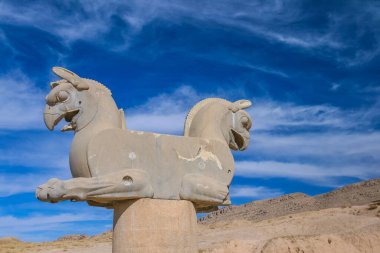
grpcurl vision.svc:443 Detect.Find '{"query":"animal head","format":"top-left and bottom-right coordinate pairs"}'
top-left (44, 67), bottom-right (112, 132)
top-left (184, 98), bottom-right (252, 151)
top-left (227, 100), bottom-right (252, 150)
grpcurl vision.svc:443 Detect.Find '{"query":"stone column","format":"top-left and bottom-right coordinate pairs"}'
top-left (113, 198), bottom-right (198, 253)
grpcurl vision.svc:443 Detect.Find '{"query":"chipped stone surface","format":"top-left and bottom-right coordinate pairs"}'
top-left (177, 146), bottom-right (223, 171)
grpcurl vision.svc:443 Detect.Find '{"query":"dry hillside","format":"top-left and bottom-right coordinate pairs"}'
top-left (199, 178), bottom-right (380, 224)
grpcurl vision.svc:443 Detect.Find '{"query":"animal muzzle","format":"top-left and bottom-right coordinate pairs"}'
top-left (230, 129), bottom-right (250, 151)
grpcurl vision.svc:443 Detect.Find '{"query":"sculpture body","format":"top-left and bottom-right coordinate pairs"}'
top-left (36, 67), bottom-right (252, 252)
top-left (37, 67), bottom-right (252, 212)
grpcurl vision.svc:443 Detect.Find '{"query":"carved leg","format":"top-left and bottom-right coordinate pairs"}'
top-left (179, 173), bottom-right (229, 205)
top-left (36, 169), bottom-right (154, 203)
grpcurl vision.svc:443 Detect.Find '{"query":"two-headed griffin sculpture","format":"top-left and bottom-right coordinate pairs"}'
top-left (36, 67), bottom-right (252, 212)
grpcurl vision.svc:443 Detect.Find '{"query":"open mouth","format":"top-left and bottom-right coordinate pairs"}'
top-left (44, 108), bottom-right (80, 131)
top-left (230, 129), bottom-right (247, 151)
top-left (54, 109), bottom-right (79, 132)
top-left (61, 109), bottom-right (80, 132)
top-left (64, 109), bottom-right (80, 122)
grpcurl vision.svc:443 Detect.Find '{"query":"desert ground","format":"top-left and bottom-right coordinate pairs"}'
top-left (1, 179), bottom-right (380, 253)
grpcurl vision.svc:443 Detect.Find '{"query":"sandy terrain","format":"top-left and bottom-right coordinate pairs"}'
top-left (198, 204), bottom-right (380, 252)
top-left (1, 204), bottom-right (379, 253)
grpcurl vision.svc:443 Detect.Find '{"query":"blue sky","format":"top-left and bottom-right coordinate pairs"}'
top-left (0, 0), bottom-right (379, 242)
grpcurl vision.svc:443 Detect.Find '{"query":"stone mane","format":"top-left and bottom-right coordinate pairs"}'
top-left (184, 98), bottom-right (231, 136)
top-left (83, 78), bottom-right (112, 95)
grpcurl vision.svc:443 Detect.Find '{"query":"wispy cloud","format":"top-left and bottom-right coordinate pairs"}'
top-left (235, 161), bottom-right (378, 187)
top-left (124, 86), bottom-right (380, 187)
top-left (0, 132), bottom-right (71, 171)
top-left (249, 132), bottom-right (380, 162)
top-left (249, 100), bottom-right (362, 131)
top-left (0, 71), bottom-right (46, 130)
top-left (0, 1), bottom-right (378, 65)
top-left (0, 173), bottom-right (51, 197)
top-left (230, 185), bottom-right (283, 199)
top-left (0, 213), bottom-right (109, 232)
top-left (1, 84), bottom-right (376, 197)
top-left (238, 63), bottom-right (289, 78)
top-left (0, 211), bottom-right (112, 241)
top-left (126, 86), bottom-right (379, 134)
top-left (126, 85), bottom-right (211, 134)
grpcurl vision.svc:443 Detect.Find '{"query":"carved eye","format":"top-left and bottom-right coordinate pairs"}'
top-left (56, 91), bottom-right (69, 102)
top-left (241, 116), bottom-right (251, 129)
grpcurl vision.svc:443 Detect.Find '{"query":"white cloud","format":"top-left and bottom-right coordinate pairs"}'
top-left (126, 85), bottom-right (210, 134)
top-left (0, 173), bottom-right (51, 197)
top-left (238, 63), bottom-right (289, 78)
top-left (0, 213), bottom-right (109, 231)
top-left (0, 211), bottom-right (112, 241)
top-left (249, 99), bottom-right (376, 131)
top-left (230, 185), bottom-right (283, 199)
top-left (248, 132), bottom-right (380, 162)
top-left (0, 71), bottom-right (72, 185)
top-left (0, 71), bottom-right (46, 130)
top-left (125, 87), bottom-right (378, 135)
top-left (235, 161), bottom-right (377, 187)
top-left (124, 86), bottom-right (380, 187)
top-left (125, 84), bottom-right (377, 136)
top-left (237, 101), bottom-right (380, 186)
top-left (331, 83), bottom-right (341, 91)
top-left (1, 84), bottom-right (378, 195)
top-left (0, 133), bottom-right (71, 171)
top-left (0, 1), bottom-right (378, 65)
top-left (0, 132), bottom-right (72, 197)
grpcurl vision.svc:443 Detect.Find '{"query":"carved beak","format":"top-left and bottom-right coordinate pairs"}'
top-left (43, 105), bottom-right (64, 131)
top-left (43, 105), bottom-right (79, 131)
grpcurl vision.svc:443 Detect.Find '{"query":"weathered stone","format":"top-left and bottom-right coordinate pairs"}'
top-left (36, 67), bottom-right (252, 210)
top-left (113, 199), bottom-right (197, 253)
top-left (35, 67), bottom-right (253, 253)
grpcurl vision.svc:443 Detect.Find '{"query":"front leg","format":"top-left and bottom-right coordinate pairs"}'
top-left (179, 173), bottom-right (229, 205)
top-left (36, 169), bottom-right (154, 203)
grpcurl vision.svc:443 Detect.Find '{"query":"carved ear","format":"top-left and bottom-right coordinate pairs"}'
top-left (234, 100), bottom-right (252, 109)
top-left (52, 67), bottom-right (89, 91)
top-left (50, 81), bottom-right (60, 89)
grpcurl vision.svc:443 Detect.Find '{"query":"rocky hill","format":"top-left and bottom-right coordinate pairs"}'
top-left (199, 178), bottom-right (380, 224)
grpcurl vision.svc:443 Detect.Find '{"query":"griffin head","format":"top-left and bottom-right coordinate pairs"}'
top-left (228, 100), bottom-right (252, 151)
top-left (44, 67), bottom-right (97, 132)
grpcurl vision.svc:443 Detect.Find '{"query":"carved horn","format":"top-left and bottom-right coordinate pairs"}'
top-left (52, 67), bottom-right (89, 91)
top-left (234, 100), bottom-right (252, 109)
top-left (229, 100), bottom-right (252, 112)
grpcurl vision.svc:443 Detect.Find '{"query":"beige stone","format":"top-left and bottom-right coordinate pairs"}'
top-left (35, 67), bottom-right (253, 253)
top-left (113, 199), bottom-right (197, 253)
top-left (36, 67), bottom-right (253, 211)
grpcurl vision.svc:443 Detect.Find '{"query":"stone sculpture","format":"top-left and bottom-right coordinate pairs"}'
top-left (36, 67), bottom-right (252, 252)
